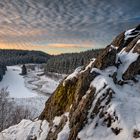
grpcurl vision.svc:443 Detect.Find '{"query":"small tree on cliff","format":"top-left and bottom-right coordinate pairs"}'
top-left (21, 64), bottom-right (27, 75)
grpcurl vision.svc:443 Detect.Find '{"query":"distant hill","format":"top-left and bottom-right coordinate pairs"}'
top-left (44, 49), bottom-right (103, 74)
top-left (0, 49), bottom-right (51, 66)
top-left (0, 49), bottom-right (51, 81)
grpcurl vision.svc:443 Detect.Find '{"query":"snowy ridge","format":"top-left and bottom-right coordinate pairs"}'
top-left (78, 66), bottom-right (140, 140)
top-left (0, 113), bottom-right (70, 140)
top-left (116, 42), bottom-right (139, 80)
top-left (63, 58), bottom-right (96, 85)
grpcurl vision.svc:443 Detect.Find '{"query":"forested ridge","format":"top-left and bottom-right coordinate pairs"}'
top-left (0, 48), bottom-right (103, 81)
top-left (0, 49), bottom-right (50, 65)
top-left (44, 49), bottom-right (103, 74)
top-left (0, 49), bottom-right (51, 81)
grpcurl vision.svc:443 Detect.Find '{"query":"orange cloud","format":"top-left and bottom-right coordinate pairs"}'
top-left (0, 42), bottom-right (94, 55)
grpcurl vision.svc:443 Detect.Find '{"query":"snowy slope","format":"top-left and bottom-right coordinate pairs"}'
top-left (25, 73), bottom-right (62, 95)
top-left (78, 67), bottom-right (140, 140)
top-left (0, 119), bottom-right (50, 140)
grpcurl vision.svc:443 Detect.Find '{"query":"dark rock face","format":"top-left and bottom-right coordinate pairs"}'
top-left (21, 64), bottom-right (27, 75)
top-left (39, 81), bottom-right (78, 121)
top-left (111, 32), bottom-right (125, 51)
top-left (133, 129), bottom-right (140, 139)
top-left (93, 45), bottom-right (117, 69)
top-left (39, 24), bottom-right (140, 140)
top-left (123, 55), bottom-right (140, 80)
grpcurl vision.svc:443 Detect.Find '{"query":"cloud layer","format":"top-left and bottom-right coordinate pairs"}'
top-left (0, 0), bottom-right (139, 53)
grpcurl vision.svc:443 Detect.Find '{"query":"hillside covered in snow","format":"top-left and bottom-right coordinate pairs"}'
top-left (1, 24), bottom-right (140, 140)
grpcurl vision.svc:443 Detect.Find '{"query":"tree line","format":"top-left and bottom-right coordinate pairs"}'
top-left (0, 49), bottom-right (103, 81)
top-left (44, 49), bottom-right (103, 74)
top-left (0, 49), bottom-right (51, 81)
top-left (0, 49), bottom-right (50, 66)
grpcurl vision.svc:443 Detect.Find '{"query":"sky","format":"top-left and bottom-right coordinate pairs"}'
top-left (0, 0), bottom-right (139, 54)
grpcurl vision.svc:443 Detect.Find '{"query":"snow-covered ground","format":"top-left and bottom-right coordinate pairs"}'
top-left (0, 65), bottom-right (65, 116)
top-left (0, 66), bottom-right (36, 98)
top-left (25, 71), bottom-right (63, 96)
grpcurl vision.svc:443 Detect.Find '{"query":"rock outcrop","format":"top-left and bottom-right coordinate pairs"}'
top-left (39, 24), bottom-right (140, 140)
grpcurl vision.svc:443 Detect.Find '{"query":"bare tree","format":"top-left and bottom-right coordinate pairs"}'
top-left (0, 88), bottom-right (33, 132)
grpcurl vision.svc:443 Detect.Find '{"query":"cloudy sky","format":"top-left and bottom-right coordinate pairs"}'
top-left (0, 0), bottom-right (139, 54)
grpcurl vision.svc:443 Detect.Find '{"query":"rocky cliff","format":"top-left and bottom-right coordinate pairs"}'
top-left (1, 24), bottom-right (140, 140)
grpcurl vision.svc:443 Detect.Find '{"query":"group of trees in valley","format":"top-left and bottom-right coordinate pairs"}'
top-left (44, 49), bottom-right (103, 74)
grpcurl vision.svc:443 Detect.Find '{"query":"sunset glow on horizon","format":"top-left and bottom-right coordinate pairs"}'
top-left (0, 0), bottom-right (139, 54)
top-left (0, 42), bottom-right (94, 55)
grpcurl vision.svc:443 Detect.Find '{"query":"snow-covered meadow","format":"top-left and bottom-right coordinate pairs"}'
top-left (0, 65), bottom-right (65, 116)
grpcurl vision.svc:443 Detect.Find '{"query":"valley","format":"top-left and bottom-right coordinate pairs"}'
top-left (0, 65), bottom-right (65, 116)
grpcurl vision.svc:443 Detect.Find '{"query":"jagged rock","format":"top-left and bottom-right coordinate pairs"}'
top-left (111, 32), bottom-right (125, 51)
top-left (123, 55), bottom-right (140, 80)
top-left (133, 129), bottom-right (140, 138)
top-left (93, 45), bottom-right (117, 69)
top-left (39, 24), bottom-right (140, 139)
top-left (111, 127), bottom-right (122, 135)
top-left (39, 24), bottom-right (140, 140)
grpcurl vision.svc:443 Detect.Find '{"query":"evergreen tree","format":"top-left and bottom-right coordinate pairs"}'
top-left (21, 64), bottom-right (27, 75)
top-left (44, 49), bottom-right (103, 74)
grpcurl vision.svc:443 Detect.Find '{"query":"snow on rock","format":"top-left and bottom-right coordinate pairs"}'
top-left (124, 28), bottom-right (135, 40)
top-left (116, 44), bottom-right (139, 80)
top-left (63, 66), bottom-right (83, 86)
top-left (0, 119), bottom-right (50, 140)
top-left (53, 116), bottom-right (62, 126)
top-left (124, 27), bottom-right (140, 41)
top-left (0, 113), bottom-right (70, 140)
top-left (63, 58), bottom-right (96, 86)
top-left (84, 58), bottom-right (96, 71)
top-left (57, 113), bottom-right (70, 140)
top-left (78, 67), bottom-right (140, 140)
top-left (110, 45), bottom-right (118, 50)
top-left (137, 39), bottom-right (140, 44)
